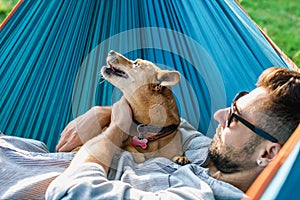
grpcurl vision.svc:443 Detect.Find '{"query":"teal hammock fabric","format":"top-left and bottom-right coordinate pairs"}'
top-left (0, 0), bottom-right (293, 153)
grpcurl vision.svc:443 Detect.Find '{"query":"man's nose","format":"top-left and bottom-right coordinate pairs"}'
top-left (214, 107), bottom-right (230, 128)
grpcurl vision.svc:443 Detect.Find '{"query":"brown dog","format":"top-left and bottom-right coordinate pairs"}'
top-left (101, 50), bottom-right (189, 165)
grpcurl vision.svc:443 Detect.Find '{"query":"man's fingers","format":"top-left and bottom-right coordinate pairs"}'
top-left (55, 128), bottom-right (70, 151)
top-left (113, 96), bottom-right (132, 119)
top-left (56, 137), bottom-right (66, 152)
top-left (115, 96), bottom-right (132, 117)
top-left (57, 141), bottom-right (76, 152)
top-left (111, 96), bottom-right (132, 134)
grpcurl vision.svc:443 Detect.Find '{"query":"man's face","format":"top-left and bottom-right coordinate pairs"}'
top-left (208, 88), bottom-right (267, 173)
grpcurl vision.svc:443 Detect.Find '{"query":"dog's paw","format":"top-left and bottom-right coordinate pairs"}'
top-left (172, 155), bottom-right (191, 166)
top-left (132, 153), bottom-right (146, 164)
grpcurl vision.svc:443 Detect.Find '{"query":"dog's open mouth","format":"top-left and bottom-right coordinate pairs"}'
top-left (105, 64), bottom-right (128, 78)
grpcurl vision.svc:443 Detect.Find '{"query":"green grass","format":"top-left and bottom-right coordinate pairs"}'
top-left (239, 0), bottom-right (300, 67)
top-left (1, 0), bottom-right (299, 67)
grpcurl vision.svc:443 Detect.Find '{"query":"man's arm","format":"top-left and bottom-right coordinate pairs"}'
top-left (46, 162), bottom-right (208, 200)
top-left (61, 97), bottom-right (130, 172)
top-left (70, 123), bottom-right (128, 174)
top-left (56, 106), bottom-right (112, 152)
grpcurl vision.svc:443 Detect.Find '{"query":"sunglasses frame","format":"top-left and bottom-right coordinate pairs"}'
top-left (227, 91), bottom-right (278, 143)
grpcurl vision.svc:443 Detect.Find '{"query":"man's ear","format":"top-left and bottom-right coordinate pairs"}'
top-left (257, 143), bottom-right (281, 167)
top-left (156, 70), bottom-right (180, 87)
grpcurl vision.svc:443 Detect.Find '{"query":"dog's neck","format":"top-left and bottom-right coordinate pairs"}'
top-left (126, 88), bottom-right (180, 128)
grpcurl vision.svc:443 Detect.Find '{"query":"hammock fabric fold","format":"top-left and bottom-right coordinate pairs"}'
top-left (0, 0), bottom-right (298, 199)
top-left (245, 124), bottom-right (300, 200)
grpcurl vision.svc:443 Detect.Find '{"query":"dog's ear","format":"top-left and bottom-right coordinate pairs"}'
top-left (156, 70), bottom-right (180, 87)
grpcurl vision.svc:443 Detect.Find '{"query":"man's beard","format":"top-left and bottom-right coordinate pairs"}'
top-left (208, 126), bottom-right (258, 173)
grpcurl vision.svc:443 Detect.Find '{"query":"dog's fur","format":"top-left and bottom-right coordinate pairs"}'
top-left (101, 50), bottom-right (189, 165)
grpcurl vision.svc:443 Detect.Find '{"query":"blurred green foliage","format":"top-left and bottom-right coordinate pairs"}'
top-left (0, 0), bottom-right (18, 23)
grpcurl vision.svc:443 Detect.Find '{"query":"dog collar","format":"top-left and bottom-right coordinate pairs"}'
top-left (131, 119), bottom-right (179, 149)
top-left (136, 123), bottom-right (179, 140)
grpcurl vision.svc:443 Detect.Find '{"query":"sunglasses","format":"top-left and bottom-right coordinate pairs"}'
top-left (226, 91), bottom-right (278, 143)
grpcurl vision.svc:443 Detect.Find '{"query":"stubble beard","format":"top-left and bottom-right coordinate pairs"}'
top-left (208, 125), bottom-right (258, 173)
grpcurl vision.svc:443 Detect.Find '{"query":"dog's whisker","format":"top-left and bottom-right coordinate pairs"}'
top-left (98, 76), bottom-right (106, 85)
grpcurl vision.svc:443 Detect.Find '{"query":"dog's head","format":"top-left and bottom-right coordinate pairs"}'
top-left (101, 50), bottom-right (181, 126)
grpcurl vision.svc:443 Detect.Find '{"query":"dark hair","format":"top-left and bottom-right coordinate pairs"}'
top-left (256, 67), bottom-right (300, 144)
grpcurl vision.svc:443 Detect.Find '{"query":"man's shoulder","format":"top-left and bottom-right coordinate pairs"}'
top-left (179, 118), bottom-right (212, 142)
top-left (179, 118), bottom-right (211, 164)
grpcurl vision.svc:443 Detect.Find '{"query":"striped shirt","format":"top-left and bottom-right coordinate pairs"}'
top-left (1, 119), bottom-right (244, 199)
top-left (0, 135), bottom-right (75, 199)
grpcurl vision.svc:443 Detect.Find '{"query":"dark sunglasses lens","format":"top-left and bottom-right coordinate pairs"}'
top-left (227, 92), bottom-right (248, 127)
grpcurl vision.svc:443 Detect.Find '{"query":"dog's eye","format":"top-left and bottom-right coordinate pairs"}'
top-left (133, 61), bottom-right (140, 68)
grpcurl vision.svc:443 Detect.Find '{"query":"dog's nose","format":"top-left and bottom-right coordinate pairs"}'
top-left (109, 50), bottom-right (116, 55)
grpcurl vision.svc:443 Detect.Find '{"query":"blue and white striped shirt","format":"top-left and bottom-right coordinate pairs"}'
top-left (0, 134), bottom-right (75, 199)
top-left (1, 119), bottom-right (245, 199)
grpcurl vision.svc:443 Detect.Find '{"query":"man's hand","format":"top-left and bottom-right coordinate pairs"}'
top-left (56, 120), bottom-right (83, 152)
top-left (56, 106), bottom-right (112, 152)
top-left (69, 96), bottom-right (132, 174)
top-left (110, 96), bottom-right (132, 140)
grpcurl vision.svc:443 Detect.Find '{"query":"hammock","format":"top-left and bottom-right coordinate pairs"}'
top-left (0, 0), bottom-right (298, 199)
top-left (245, 124), bottom-right (300, 199)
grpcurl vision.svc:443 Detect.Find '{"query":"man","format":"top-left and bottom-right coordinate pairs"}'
top-left (46, 67), bottom-right (300, 199)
